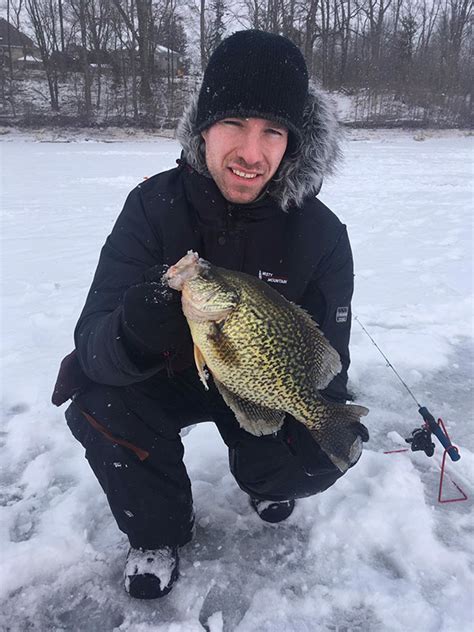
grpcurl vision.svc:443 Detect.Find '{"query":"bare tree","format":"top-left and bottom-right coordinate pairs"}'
top-left (200, 0), bottom-right (207, 69)
top-left (6, 0), bottom-right (15, 79)
top-left (338, 0), bottom-right (363, 85)
top-left (70, 0), bottom-right (93, 118)
top-left (111, 2), bottom-right (139, 119)
top-left (417, 0), bottom-right (442, 57)
top-left (58, 0), bottom-right (66, 52)
top-left (356, 0), bottom-right (393, 79)
top-left (302, 0), bottom-right (320, 76)
top-left (5, 0), bottom-right (24, 30)
top-left (439, 0), bottom-right (472, 87)
top-left (245, 0), bottom-right (261, 28)
top-left (3, 0), bottom-right (471, 127)
top-left (198, 0), bottom-right (230, 69)
top-left (26, 0), bottom-right (62, 111)
top-left (112, 0), bottom-right (154, 104)
top-left (84, 0), bottom-right (113, 108)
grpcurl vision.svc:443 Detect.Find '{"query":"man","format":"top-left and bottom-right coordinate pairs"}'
top-left (53, 30), bottom-right (365, 600)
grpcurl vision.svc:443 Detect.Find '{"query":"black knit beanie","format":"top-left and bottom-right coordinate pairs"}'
top-left (195, 30), bottom-right (309, 141)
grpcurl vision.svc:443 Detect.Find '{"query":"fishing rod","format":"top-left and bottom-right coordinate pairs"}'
top-left (354, 315), bottom-right (467, 503)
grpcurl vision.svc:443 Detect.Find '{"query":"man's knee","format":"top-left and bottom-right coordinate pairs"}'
top-left (65, 400), bottom-right (194, 549)
top-left (229, 420), bottom-right (348, 501)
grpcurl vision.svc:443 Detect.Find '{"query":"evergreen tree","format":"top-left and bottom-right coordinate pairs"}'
top-left (156, 10), bottom-right (189, 74)
top-left (393, 14), bottom-right (418, 87)
top-left (209, 0), bottom-right (226, 54)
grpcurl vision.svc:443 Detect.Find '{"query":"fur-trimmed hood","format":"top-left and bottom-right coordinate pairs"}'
top-left (176, 83), bottom-right (343, 212)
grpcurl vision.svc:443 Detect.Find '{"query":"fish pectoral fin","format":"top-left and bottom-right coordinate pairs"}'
top-left (214, 379), bottom-right (285, 437)
top-left (193, 344), bottom-right (209, 390)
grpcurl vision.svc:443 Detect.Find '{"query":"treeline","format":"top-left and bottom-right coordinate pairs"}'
top-left (1, 0), bottom-right (472, 128)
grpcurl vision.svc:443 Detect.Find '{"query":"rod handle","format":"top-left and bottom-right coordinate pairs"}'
top-left (418, 407), bottom-right (461, 462)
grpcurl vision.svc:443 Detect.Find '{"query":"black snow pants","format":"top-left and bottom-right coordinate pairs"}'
top-left (66, 367), bottom-right (346, 549)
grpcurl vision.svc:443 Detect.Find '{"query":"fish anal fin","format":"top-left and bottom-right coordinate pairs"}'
top-left (214, 379), bottom-right (285, 436)
top-left (193, 344), bottom-right (209, 390)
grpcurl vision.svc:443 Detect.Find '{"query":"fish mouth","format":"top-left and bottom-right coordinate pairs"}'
top-left (165, 251), bottom-right (236, 323)
top-left (164, 251), bottom-right (205, 290)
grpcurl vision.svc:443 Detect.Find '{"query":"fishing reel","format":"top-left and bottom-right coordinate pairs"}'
top-left (405, 407), bottom-right (460, 462)
top-left (403, 407), bottom-right (466, 503)
top-left (405, 426), bottom-right (435, 457)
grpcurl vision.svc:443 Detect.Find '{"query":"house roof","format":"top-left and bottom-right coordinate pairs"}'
top-left (118, 42), bottom-right (180, 56)
top-left (17, 54), bottom-right (42, 63)
top-left (0, 18), bottom-right (35, 49)
top-left (156, 45), bottom-right (180, 56)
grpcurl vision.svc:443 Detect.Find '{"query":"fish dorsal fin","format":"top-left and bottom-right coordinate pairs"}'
top-left (284, 300), bottom-right (342, 390)
top-left (214, 379), bottom-right (285, 436)
top-left (193, 344), bottom-right (209, 390)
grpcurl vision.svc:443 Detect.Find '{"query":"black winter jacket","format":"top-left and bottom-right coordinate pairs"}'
top-left (74, 85), bottom-right (353, 402)
top-left (75, 163), bottom-right (353, 402)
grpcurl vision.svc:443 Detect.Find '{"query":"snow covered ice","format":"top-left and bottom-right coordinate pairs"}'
top-left (1, 130), bottom-right (473, 631)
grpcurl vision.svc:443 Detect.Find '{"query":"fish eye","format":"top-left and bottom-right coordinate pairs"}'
top-left (200, 267), bottom-right (213, 280)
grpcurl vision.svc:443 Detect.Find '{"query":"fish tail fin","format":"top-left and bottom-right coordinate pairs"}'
top-left (307, 401), bottom-right (370, 472)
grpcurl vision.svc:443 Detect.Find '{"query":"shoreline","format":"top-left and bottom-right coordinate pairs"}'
top-left (0, 126), bottom-right (471, 144)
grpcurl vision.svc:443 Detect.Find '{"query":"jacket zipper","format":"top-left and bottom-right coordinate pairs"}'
top-left (226, 203), bottom-right (246, 271)
top-left (226, 203), bottom-right (235, 232)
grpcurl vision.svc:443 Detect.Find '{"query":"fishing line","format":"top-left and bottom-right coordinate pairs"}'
top-left (353, 314), bottom-right (467, 503)
top-left (354, 316), bottom-right (420, 407)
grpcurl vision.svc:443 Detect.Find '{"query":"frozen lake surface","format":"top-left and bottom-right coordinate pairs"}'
top-left (1, 130), bottom-right (473, 631)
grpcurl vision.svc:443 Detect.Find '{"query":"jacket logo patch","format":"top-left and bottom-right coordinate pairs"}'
top-left (336, 306), bottom-right (349, 323)
top-left (258, 270), bottom-right (288, 285)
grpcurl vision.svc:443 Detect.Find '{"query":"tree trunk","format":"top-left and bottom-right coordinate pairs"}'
top-left (135, 0), bottom-right (152, 103)
top-left (339, 0), bottom-right (350, 86)
top-left (58, 0), bottom-right (65, 52)
top-left (6, 0), bottom-right (14, 80)
top-left (26, 0), bottom-right (61, 111)
top-left (76, 0), bottom-right (92, 119)
top-left (200, 0), bottom-right (207, 71)
top-left (304, 0), bottom-right (319, 77)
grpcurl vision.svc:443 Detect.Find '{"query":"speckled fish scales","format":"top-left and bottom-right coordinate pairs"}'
top-left (165, 252), bottom-right (369, 472)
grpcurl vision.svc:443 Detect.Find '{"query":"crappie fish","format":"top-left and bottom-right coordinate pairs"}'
top-left (164, 251), bottom-right (369, 472)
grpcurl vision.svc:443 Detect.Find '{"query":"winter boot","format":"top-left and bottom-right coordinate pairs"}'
top-left (250, 497), bottom-right (295, 523)
top-left (124, 546), bottom-right (179, 599)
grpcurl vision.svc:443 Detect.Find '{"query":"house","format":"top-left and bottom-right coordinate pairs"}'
top-left (112, 43), bottom-right (183, 76)
top-left (15, 53), bottom-right (43, 70)
top-left (0, 18), bottom-right (38, 67)
top-left (154, 45), bottom-right (182, 75)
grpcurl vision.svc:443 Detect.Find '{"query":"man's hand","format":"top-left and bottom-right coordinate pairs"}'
top-left (121, 264), bottom-right (189, 357)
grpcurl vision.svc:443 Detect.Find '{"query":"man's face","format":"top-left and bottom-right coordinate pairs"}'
top-left (201, 117), bottom-right (289, 204)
